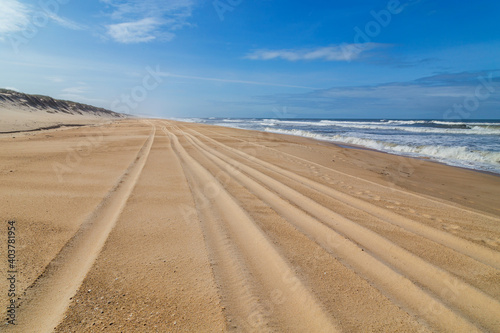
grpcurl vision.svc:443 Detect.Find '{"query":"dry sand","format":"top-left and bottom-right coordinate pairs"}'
top-left (0, 90), bottom-right (126, 133)
top-left (1, 118), bottom-right (499, 332)
top-left (0, 107), bottom-right (118, 134)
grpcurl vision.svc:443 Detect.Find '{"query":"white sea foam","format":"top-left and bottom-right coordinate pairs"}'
top-left (265, 127), bottom-right (500, 172)
top-left (222, 119), bottom-right (245, 123)
top-left (179, 117), bottom-right (500, 174)
top-left (316, 120), bottom-right (500, 135)
top-left (262, 119), bottom-right (326, 126)
top-left (241, 118), bottom-right (500, 135)
top-left (384, 120), bottom-right (500, 126)
top-left (395, 126), bottom-right (500, 135)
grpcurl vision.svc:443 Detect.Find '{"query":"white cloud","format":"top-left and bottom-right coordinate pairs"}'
top-left (161, 72), bottom-right (317, 89)
top-left (62, 86), bottom-right (88, 94)
top-left (245, 43), bottom-right (386, 62)
top-left (0, 0), bottom-right (85, 42)
top-left (59, 84), bottom-right (109, 105)
top-left (101, 0), bottom-right (195, 43)
top-left (102, 0), bottom-right (194, 19)
top-left (256, 71), bottom-right (500, 117)
top-left (0, 0), bottom-right (30, 35)
top-left (107, 18), bottom-right (173, 43)
top-left (46, 76), bottom-right (65, 83)
top-left (47, 13), bottom-right (86, 31)
top-left (58, 93), bottom-right (107, 106)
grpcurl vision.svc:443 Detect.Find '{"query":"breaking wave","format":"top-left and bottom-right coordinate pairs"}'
top-left (265, 128), bottom-right (500, 173)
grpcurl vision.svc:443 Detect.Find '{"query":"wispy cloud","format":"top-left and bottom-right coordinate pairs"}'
top-left (4, 86), bottom-right (20, 92)
top-left (48, 13), bottom-right (86, 31)
top-left (102, 0), bottom-right (195, 43)
top-left (160, 72), bottom-right (318, 89)
top-left (58, 93), bottom-right (108, 106)
top-left (58, 84), bottom-right (108, 105)
top-left (0, 0), bottom-right (30, 36)
top-left (62, 86), bottom-right (89, 95)
top-left (0, 0), bottom-right (85, 42)
top-left (46, 76), bottom-right (65, 83)
top-left (255, 71), bottom-right (500, 117)
top-left (245, 43), bottom-right (387, 62)
top-left (107, 17), bottom-right (171, 43)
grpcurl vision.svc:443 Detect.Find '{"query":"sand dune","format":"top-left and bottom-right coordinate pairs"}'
top-left (1, 119), bottom-right (499, 332)
top-left (0, 89), bottom-right (126, 133)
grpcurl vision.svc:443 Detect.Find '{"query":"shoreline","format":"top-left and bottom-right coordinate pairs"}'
top-left (2, 115), bottom-right (498, 178)
top-left (170, 119), bottom-right (500, 217)
top-left (174, 119), bottom-right (500, 178)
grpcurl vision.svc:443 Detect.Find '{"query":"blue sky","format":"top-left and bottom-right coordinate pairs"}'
top-left (0, 0), bottom-right (499, 119)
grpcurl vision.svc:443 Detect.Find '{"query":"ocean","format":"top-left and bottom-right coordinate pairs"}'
top-left (176, 118), bottom-right (500, 175)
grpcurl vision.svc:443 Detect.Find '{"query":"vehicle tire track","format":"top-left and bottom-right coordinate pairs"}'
top-left (196, 125), bottom-right (500, 222)
top-left (6, 123), bottom-right (155, 333)
top-left (185, 127), bottom-right (500, 270)
top-left (161, 125), bottom-right (272, 332)
top-left (178, 126), bottom-right (499, 332)
top-left (163, 126), bottom-right (340, 332)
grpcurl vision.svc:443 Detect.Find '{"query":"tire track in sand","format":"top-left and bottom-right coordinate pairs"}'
top-left (6, 122), bottom-right (155, 333)
top-left (179, 126), bottom-right (499, 332)
top-left (163, 125), bottom-right (339, 332)
top-left (197, 126), bottom-right (500, 222)
top-left (161, 126), bottom-right (273, 332)
top-left (185, 127), bottom-right (500, 270)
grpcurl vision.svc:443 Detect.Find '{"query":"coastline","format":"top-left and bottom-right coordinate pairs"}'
top-left (181, 120), bottom-right (500, 215)
top-left (1, 118), bottom-right (499, 331)
top-left (189, 118), bottom-right (500, 176)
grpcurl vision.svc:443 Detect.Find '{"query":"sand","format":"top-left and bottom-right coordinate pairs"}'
top-left (1, 118), bottom-right (499, 332)
top-left (0, 107), bottom-right (118, 134)
top-left (0, 90), bottom-right (125, 133)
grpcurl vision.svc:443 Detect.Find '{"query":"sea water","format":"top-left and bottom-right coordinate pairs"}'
top-left (176, 118), bottom-right (500, 175)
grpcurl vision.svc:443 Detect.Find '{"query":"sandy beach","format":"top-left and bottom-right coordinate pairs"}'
top-left (1, 118), bottom-right (500, 332)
